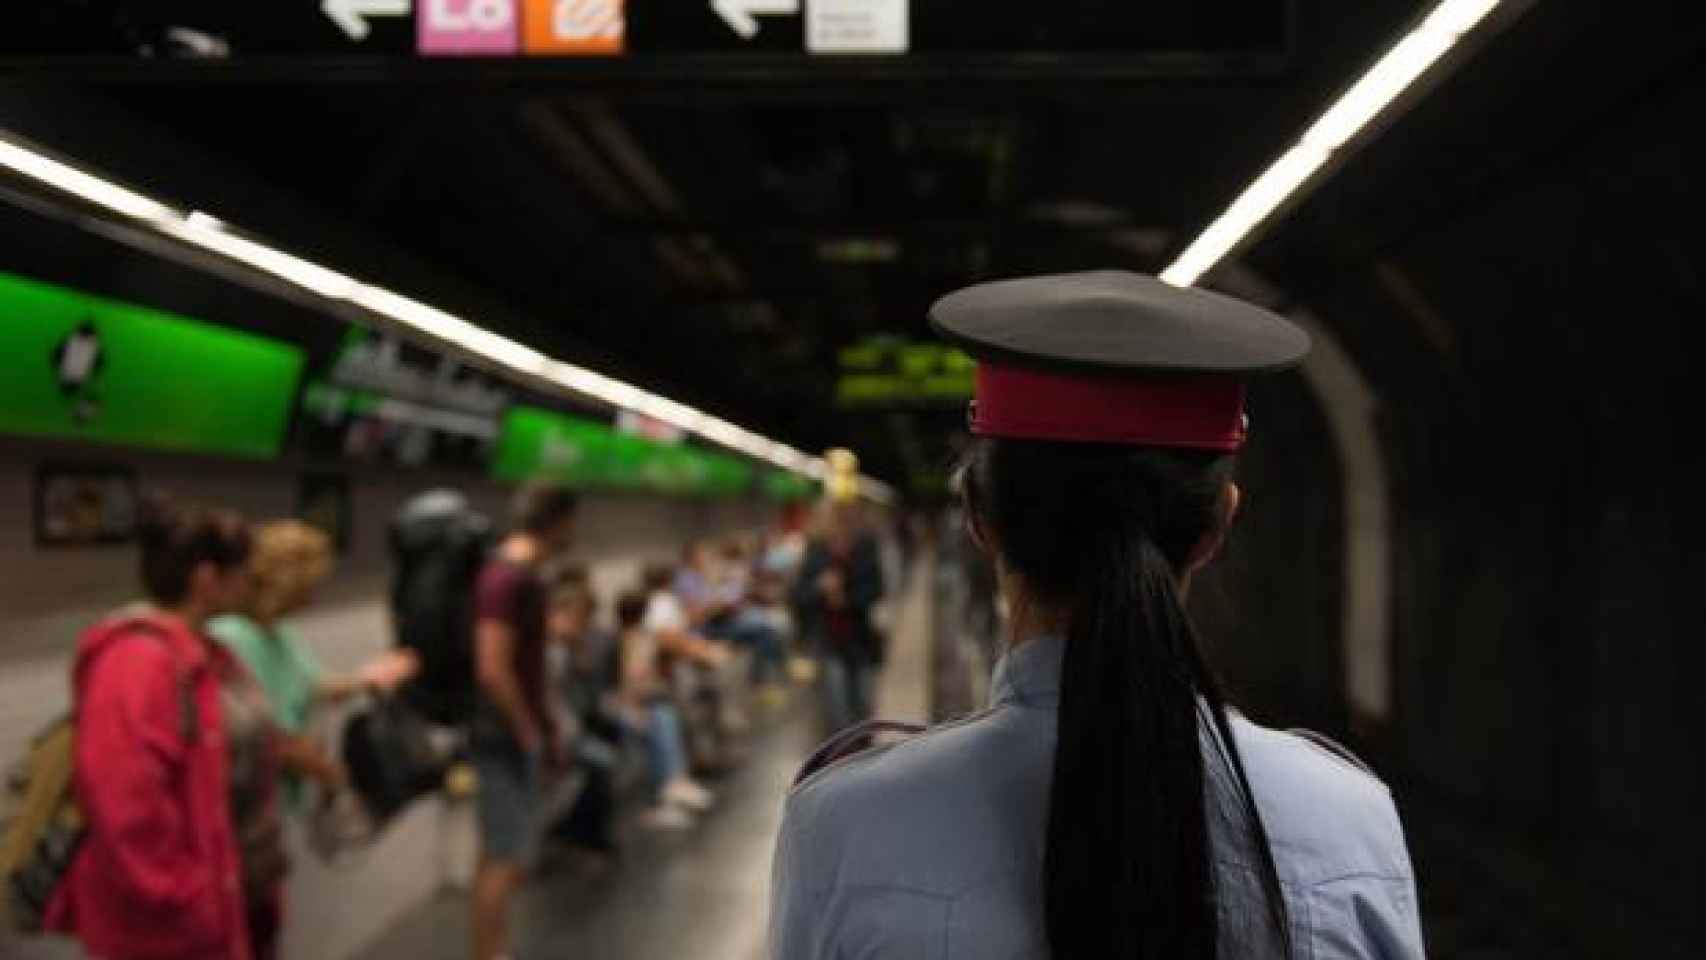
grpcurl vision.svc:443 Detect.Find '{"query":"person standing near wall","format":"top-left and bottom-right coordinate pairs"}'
top-left (469, 482), bottom-right (578, 960)
top-left (45, 497), bottom-right (257, 960)
top-left (793, 489), bottom-right (886, 737)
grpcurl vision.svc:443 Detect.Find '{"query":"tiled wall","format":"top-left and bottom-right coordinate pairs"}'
top-left (0, 437), bottom-right (775, 959)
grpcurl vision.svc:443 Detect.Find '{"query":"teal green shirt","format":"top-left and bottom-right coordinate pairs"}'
top-left (209, 613), bottom-right (323, 811)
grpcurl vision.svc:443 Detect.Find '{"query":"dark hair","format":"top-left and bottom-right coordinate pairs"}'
top-left (642, 563), bottom-right (676, 593)
top-left (961, 438), bottom-right (1289, 958)
top-left (551, 582), bottom-right (597, 617)
top-left (138, 493), bottom-right (251, 605)
top-left (552, 561), bottom-right (591, 589)
top-left (510, 481), bottom-right (579, 535)
top-left (615, 592), bottom-right (649, 629)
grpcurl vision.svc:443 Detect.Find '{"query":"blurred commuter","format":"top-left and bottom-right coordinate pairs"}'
top-left (210, 520), bottom-right (418, 814)
top-left (613, 593), bottom-right (715, 830)
top-left (389, 490), bottom-right (491, 727)
top-left (642, 563), bottom-right (738, 768)
top-left (679, 538), bottom-right (789, 698)
top-left (718, 538), bottom-right (790, 700)
top-left (543, 582), bottom-right (621, 857)
top-left (792, 499), bottom-right (886, 736)
top-left (45, 497), bottom-right (260, 960)
top-left (771, 273), bottom-right (1422, 958)
top-left (470, 482), bottom-right (578, 960)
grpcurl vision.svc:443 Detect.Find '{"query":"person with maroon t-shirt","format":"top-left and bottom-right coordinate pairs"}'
top-left (469, 482), bottom-right (578, 960)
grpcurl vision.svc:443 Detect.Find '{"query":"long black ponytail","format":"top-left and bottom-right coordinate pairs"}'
top-left (962, 437), bottom-right (1290, 958)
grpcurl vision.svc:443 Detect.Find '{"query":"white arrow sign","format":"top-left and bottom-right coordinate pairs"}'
top-left (712, 0), bottom-right (800, 40)
top-left (323, 0), bottom-right (412, 41)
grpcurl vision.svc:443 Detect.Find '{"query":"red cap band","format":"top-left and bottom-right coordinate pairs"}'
top-left (970, 363), bottom-right (1249, 450)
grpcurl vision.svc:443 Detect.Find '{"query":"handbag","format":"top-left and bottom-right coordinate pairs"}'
top-left (341, 693), bottom-right (447, 823)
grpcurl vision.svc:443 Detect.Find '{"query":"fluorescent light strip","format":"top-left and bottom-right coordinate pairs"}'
top-left (0, 134), bottom-right (857, 490)
top-left (1160, 0), bottom-right (1501, 287)
top-left (0, 137), bottom-right (178, 222)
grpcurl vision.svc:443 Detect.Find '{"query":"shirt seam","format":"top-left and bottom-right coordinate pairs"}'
top-left (1304, 869), bottom-right (1415, 890)
top-left (838, 881), bottom-right (957, 901)
top-left (787, 704), bottom-right (1008, 799)
top-left (1301, 882), bottom-right (1316, 960)
top-left (940, 893), bottom-right (954, 960)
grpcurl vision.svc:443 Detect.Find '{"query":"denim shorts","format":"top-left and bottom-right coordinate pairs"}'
top-left (470, 732), bottom-right (540, 863)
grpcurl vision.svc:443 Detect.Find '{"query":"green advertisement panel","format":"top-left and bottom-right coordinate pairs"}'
top-left (762, 469), bottom-right (820, 502)
top-left (492, 405), bottom-right (757, 498)
top-left (0, 271), bottom-right (305, 460)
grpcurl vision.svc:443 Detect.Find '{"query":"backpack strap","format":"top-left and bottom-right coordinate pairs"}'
top-left (791, 720), bottom-right (926, 789)
top-left (91, 617), bottom-right (200, 746)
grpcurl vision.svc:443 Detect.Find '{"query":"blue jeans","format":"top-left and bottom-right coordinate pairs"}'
top-left (710, 611), bottom-right (788, 684)
top-left (820, 653), bottom-right (876, 736)
top-left (627, 701), bottom-right (689, 798)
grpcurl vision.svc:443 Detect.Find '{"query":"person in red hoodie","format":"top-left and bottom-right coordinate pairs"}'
top-left (47, 496), bottom-right (258, 960)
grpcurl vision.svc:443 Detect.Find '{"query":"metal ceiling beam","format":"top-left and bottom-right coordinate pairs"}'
top-left (0, 55), bottom-right (1292, 101)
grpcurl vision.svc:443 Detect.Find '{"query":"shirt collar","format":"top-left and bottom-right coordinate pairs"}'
top-left (990, 634), bottom-right (1065, 706)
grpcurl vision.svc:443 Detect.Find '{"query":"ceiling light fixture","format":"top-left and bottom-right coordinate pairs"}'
top-left (1160, 0), bottom-right (1503, 287)
top-left (0, 133), bottom-right (855, 491)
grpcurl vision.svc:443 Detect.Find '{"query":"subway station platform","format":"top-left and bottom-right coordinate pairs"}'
top-left (359, 554), bottom-right (932, 960)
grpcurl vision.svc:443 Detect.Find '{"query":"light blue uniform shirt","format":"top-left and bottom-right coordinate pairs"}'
top-left (770, 635), bottom-right (1425, 959)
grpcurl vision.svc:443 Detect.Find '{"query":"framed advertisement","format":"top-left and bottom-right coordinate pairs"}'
top-left (34, 462), bottom-right (141, 547)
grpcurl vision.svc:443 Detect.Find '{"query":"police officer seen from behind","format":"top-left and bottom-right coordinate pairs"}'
top-left (770, 272), bottom-right (1423, 958)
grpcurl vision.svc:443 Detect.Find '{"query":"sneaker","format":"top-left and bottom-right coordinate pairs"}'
top-left (664, 777), bottom-right (716, 812)
top-left (638, 804), bottom-right (695, 830)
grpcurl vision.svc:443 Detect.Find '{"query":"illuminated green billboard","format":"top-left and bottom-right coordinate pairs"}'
top-left (492, 405), bottom-right (756, 498)
top-left (762, 469), bottom-right (820, 502)
top-left (0, 271), bottom-right (306, 460)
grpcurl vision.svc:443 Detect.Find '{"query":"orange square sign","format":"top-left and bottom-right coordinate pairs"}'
top-left (523, 0), bottom-right (625, 55)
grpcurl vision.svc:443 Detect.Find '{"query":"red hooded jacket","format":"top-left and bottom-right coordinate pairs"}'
top-left (45, 612), bottom-right (251, 960)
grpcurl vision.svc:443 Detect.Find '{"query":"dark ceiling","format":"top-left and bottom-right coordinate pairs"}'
top-left (6, 1), bottom-right (1694, 492)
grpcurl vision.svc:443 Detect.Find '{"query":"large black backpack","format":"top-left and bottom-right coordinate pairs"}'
top-left (388, 490), bottom-right (491, 727)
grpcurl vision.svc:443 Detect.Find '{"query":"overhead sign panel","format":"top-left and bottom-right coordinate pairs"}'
top-left (807, 0), bottom-right (908, 55)
top-left (418, 0), bottom-right (520, 55)
top-left (836, 336), bottom-right (974, 409)
top-left (323, 0), bottom-right (412, 41)
top-left (1, 1), bottom-right (1285, 61)
top-left (523, 0), bottom-right (626, 54)
top-left (711, 0), bottom-right (799, 42)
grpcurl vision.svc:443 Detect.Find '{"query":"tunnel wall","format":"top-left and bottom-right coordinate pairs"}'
top-left (0, 435), bottom-right (776, 960)
top-left (1190, 371), bottom-right (1347, 738)
top-left (1255, 51), bottom-right (1706, 955)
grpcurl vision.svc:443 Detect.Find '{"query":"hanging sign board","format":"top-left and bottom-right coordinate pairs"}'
top-left (1, 1), bottom-right (1285, 63)
top-left (806, 0), bottom-right (908, 55)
